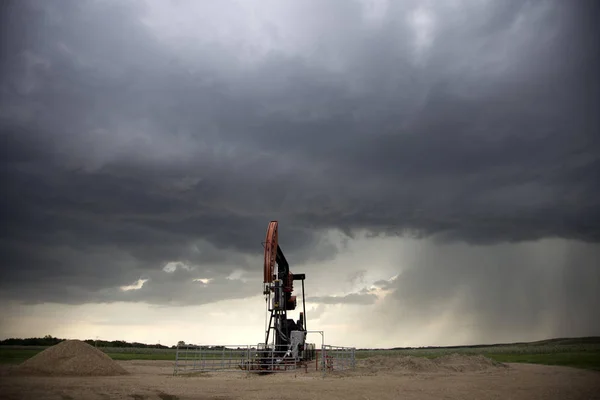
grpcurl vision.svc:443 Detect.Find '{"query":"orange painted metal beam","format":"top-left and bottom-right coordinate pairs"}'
top-left (263, 220), bottom-right (278, 283)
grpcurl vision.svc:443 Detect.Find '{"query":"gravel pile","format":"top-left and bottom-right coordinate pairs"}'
top-left (14, 339), bottom-right (129, 376)
top-left (353, 353), bottom-right (507, 375)
top-left (433, 353), bottom-right (508, 372)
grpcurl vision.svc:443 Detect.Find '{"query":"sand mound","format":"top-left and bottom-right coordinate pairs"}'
top-left (14, 340), bottom-right (129, 376)
top-left (353, 353), bottom-right (506, 375)
top-left (360, 355), bottom-right (440, 372)
top-left (432, 353), bottom-right (508, 372)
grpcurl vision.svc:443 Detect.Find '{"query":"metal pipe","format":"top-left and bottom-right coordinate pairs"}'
top-left (302, 278), bottom-right (307, 331)
top-left (265, 309), bottom-right (273, 345)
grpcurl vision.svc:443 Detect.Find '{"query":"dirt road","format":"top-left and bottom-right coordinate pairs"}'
top-left (1, 359), bottom-right (599, 400)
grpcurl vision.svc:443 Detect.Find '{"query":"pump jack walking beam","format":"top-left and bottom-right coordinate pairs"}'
top-left (261, 221), bottom-right (309, 365)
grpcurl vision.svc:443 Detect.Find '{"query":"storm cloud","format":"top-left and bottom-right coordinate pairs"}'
top-left (307, 293), bottom-right (378, 306)
top-left (1, 0), bottom-right (599, 343)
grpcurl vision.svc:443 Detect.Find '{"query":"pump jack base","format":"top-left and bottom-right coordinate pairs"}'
top-left (238, 360), bottom-right (308, 373)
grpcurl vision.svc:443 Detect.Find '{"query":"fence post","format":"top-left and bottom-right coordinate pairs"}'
top-left (321, 345), bottom-right (326, 378)
top-left (174, 344), bottom-right (180, 375)
top-left (201, 346), bottom-right (205, 370)
top-left (246, 346), bottom-right (250, 371)
top-left (192, 346), bottom-right (197, 371)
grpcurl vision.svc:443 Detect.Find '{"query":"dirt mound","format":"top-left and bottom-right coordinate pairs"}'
top-left (360, 355), bottom-right (440, 373)
top-left (433, 353), bottom-right (508, 372)
top-left (353, 353), bottom-right (506, 375)
top-left (13, 340), bottom-right (129, 376)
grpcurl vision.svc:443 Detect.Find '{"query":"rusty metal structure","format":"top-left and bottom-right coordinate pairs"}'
top-left (241, 220), bottom-right (314, 371)
top-left (171, 221), bottom-right (357, 376)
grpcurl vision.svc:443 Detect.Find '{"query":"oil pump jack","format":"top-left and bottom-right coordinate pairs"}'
top-left (257, 221), bottom-right (314, 369)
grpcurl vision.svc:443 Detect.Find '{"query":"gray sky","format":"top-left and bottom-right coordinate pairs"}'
top-left (1, 0), bottom-right (598, 348)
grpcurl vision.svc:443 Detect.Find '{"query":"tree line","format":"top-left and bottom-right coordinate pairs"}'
top-left (0, 335), bottom-right (172, 349)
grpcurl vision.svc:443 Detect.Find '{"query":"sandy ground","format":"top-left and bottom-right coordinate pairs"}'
top-left (1, 359), bottom-right (599, 400)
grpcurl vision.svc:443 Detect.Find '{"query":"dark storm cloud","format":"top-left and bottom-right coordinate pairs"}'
top-left (359, 239), bottom-right (600, 343)
top-left (1, 0), bottom-right (598, 305)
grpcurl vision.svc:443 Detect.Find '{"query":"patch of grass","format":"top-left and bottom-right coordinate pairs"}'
top-left (485, 352), bottom-right (600, 371)
top-left (107, 352), bottom-right (176, 361)
top-left (0, 347), bottom-right (179, 364)
top-left (391, 349), bottom-right (600, 371)
top-left (0, 346), bottom-right (235, 364)
top-left (0, 348), bottom-right (44, 364)
top-left (355, 342), bottom-right (600, 371)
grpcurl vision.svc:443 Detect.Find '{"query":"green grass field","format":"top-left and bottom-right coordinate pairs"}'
top-left (354, 338), bottom-right (600, 371)
top-left (2, 338), bottom-right (599, 371)
top-left (354, 349), bottom-right (600, 371)
top-left (0, 347), bottom-right (178, 364)
top-left (0, 346), bottom-right (250, 364)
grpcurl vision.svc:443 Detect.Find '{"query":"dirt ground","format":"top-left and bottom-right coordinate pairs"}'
top-left (1, 359), bottom-right (600, 400)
